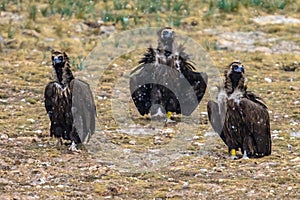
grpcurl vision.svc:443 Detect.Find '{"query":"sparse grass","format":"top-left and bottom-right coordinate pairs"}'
top-left (7, 19), bottom-right (14, 39)
top-left (28, 4), bottom-right (37, 21)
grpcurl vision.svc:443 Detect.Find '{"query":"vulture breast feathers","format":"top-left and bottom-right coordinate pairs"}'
top-left (44, 50), bottom-right (96, 151)
top-left (130, 27), bottom-right (208, 118)
top-left (207, 61), bottom-right (271, 158)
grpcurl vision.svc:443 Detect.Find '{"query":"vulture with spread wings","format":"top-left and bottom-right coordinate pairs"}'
top-left (44, 50), bottom-right (96, 151)
top-left (207, 61), bottom-right (271, 159)
top-left (130, 27), bottom-right (207, 120)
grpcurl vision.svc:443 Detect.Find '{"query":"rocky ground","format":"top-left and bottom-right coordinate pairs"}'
top-left (0, 1), bottom-right (299, 199)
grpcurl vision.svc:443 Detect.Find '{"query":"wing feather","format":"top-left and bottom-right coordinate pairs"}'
top-left (70, 79), bottom-right (96, 143)
top-left (130, 63), bottom-right (207, 116)
top-left (239, 98), bottom-right (271, 156)
top-left (207, 100), bottom-right (227, 144)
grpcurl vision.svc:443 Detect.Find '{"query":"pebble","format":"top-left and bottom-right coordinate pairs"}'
top-left (128, 140), bottom-right (136, 145)
top-left (0, 133), bottom-right (8, 139)
top-left (192, 135), bottom-right (200, 140)
top-left (290, 132), bottom-right (300, 138)
top-left (199, 168), bottom-right (208, 173)
top-left (290, 157), bottom-right (300, 162)
top-left (264, 77), bottom-right (272, 83)
top-left (35, 130), bottom-right (43, 134)
top-left (27, 118), bottom-right (35, 123)
top-left (252, 15), bottom-right (300, 25)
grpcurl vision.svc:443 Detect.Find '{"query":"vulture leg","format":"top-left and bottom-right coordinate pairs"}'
top-left (229, 149), bottom-right (238, 160)
top-left (165, 111), bottom-right (175, 123)
top-left (57, 137), bottom-right (63, 147)
top-left (242, 150), bottom-right (249, 159)
top-left (69, 141), bottom-right (80, 152)
top-left (242, 134), bottom-right (255, 158)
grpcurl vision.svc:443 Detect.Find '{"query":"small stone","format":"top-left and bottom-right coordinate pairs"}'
top-left (264, 77), bottom-right (272, 83)
top-left (182, 181), bottom-right (189, 188)
top-left (290, 132), bottom-right (300, 138)
top-left (290, 157), bottom-right (300, 162)
top-left (27, 118), bottom-right (35, 123)
top-left (199, 168), bottom-right (208, 173)
top-left (153, 136), bottom-right (163, 145)
top-left (128, 140), bottom-right (136, 145)
top-left (192, 135), bottom-right (200, 140)
top-left (0, 133), bottom-right (8, 139)
top-left (22, 29), bottom-right (40, 38)
top-left (167, 178), bottom-right (175, 182)
top-left (35, 130), bottom-right (43, 134)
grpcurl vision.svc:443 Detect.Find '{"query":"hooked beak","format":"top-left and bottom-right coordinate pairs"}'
top-left (52, 56), bottom-right (63, 65)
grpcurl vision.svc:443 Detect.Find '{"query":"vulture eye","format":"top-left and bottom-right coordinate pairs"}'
top-left (232, 64), bottom-right (238, 70)
top-left (52, 55), bottom-right (64, 64)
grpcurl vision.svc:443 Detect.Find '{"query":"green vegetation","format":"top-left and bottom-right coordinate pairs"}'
top-left (1, 0), bottom-right (298, 27)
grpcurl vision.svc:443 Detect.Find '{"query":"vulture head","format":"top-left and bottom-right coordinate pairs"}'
top-left (51, 50), bottom-right (73, 85)
top-left (157, 27), bottom-right (174, 54)
top-left (225, 61), bottom-right (246, 94)
top-left (51, 50), bottom-right (69, 68)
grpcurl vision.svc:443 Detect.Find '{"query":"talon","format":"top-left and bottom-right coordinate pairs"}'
top-left (242, 150), bottom-right (249, 159)
top-left (69, 141), bottom-right (81, 152)
top-left (167, 111), bottom-right (172, 119)
top-left (230, 149), bottom-right (236, 156)
top-left (165, 111), bottom-right (176, 123)
top-left (56, 138), bottom-right (63, 149)
top-left (230, 149), bottom-right (238, 160)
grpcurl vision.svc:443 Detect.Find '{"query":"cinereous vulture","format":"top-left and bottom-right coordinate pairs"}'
top-left (44, 50), bottom-right (96, 151)
top-left (130, 27), bottom-right (208, 121)
top-left (207, 61), bottom-right (271, 159)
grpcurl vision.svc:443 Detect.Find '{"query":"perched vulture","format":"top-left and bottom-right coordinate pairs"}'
top-left (207, 61), bottom-right (271, 158)
top-left (44, 50), bottom-right (96, 151)
top-left (130, 27), bottom-right (208, 120)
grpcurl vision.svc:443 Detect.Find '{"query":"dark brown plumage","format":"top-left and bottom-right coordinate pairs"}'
top-left (130, 27), bottom-right (207, 119)
top-left (44, 50), bottom-right (96, 151)
top-left (207, 61), bottom-right (271, 158)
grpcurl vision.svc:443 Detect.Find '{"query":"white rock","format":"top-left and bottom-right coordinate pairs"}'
top-left (0, 133), bottom-right (8, 139)
top-left (27, 118), bottom-right (35, 123)
top-left (290, 157), bottom-right (300, 162)
top-left (204, 131), bottom-right (218, 137)
top-left (264, 77), bottom-right (272, 83)
top-left (290, 132), bottom-right (300, 138)
top-left (129, 140), bottom-right (136, 145)
top-left (35, 130), bottom-right (43, 134)
top-left (193, 135), bottom-right (200, 140)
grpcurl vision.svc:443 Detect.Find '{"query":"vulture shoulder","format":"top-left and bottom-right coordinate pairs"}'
top-left (44, 81), bottom-right (58, 119)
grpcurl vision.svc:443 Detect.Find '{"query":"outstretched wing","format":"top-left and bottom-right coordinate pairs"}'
top-left (130, 63), bottom-right (154, 115)
top-left (70, 79), bottom-right (96, 143)
top-left (239, 98), bottom-right (271, 157)
top-left (130, 63), bottom-right (208, 116)
top-left (181, 70), bottom-right (208, 115)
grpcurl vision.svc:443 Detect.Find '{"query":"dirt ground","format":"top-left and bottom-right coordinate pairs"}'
top-left (0, 1), bottom-right (299, 199)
